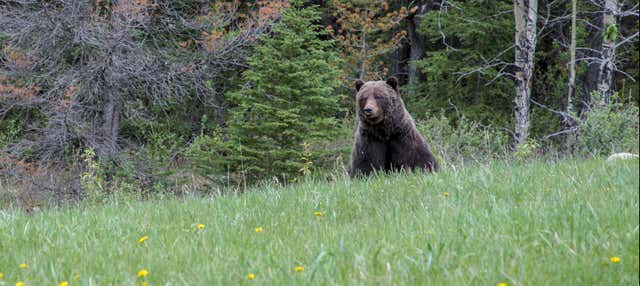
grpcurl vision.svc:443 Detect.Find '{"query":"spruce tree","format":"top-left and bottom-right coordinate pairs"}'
top-left (213, 3), bottom-right (343, 183)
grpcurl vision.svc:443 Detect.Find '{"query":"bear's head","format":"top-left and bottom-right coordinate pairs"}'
top-left (354, 77), bottom-right (401, 126)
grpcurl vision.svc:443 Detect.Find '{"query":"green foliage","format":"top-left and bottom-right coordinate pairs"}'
top-left (1, 159), bottom-right (638, 285)
top-left (122, 112), bottom-right (188, 165)
top-left (189, 4), bottom-right (344, 184)
top-left (409, 0), bottom-right (514, 125)
top-left (114, 99), bottom-right (200, 194)
top-left (299, 142), bottom-right (313, 177)
top-left (576, 92), bottom-right (639, 156)
top-left (0, 116), bottom-right (22, 148)
top-left (186, 126), bottom-right (229, 185)
top-left (80, 148), bottom-right (105, 194)
top-left (416, 112), bottom-right (511, 165)
top-left (0, 108), bottom-right (43, 149)
top-left (530, 38), bottom-right (568, 141)
top-left (603, 23), bottom-right (619, 42)
top-left (514, 139), bottom-right (540, 160)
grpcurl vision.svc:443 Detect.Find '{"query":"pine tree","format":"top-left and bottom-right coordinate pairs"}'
top-left (208, 3), bottom-right (343, 184)
top-left (329, 0), bottom-right (408, 81)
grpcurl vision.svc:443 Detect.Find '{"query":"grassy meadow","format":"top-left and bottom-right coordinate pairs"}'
top-left (0, 158), bottom-right (638, 285)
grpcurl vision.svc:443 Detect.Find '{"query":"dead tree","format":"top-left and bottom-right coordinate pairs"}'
top-left (407, 1), bottom-right (437, 85)
top-left (0, 0), bottom-right (281, 196)
top-left (513, 0), bottom-right (538, 149)
top-left (566, 0), bottom-right (578, 149)
top-left (581, 0), bottom-right (638, 110)
top-left (597, 0), bottom-right (618, 104)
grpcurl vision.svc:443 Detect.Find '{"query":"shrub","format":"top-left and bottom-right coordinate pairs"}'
top-left (0, 116), bottom-right (22, 148)
top-left (576, 93), bottom-right (639, 156)
top-left (416, 112), bottom-right (511, 165)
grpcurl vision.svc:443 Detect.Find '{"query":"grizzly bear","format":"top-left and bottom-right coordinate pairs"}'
top-left (348, 77), bottom-right (438, 177)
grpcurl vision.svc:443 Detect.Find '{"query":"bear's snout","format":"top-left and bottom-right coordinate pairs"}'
top-left (361, 100), bottom-right (382, 123)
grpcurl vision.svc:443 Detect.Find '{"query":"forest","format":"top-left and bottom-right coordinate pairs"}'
top-left (0, 0), bottom-right (638, 205)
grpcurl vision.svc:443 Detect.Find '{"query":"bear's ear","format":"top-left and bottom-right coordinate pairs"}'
top-left (386, 77), bottom-right (399, 92)
top-left (355, 79), bottom-right (365, 92)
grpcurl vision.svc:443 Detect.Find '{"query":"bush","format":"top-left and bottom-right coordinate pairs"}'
top-left (416, 112), bottom-right (511, 165)
top-left (0, 116), bottom-right (22, 148)
top-left (576, 93), bottom-right (639, 156)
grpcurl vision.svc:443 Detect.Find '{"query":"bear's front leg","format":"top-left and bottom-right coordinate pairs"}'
top-left (348, 138), bottom-right (388, 178)
top-left (388, 135), bottom-right (438, 173)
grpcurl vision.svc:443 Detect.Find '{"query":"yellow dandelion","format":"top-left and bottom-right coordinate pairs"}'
top-left (197, 223), bottom-right (205, 230)
top-left (443, 192), bottom-right (450, 197)
top-left (313, 211), bottom-right (323, 217)
top-left (247, 273), bottom-right (255, 280)
top-left (73, 274), bottom-right (80, 280)
top-left (255, 227), bottom-right (263, 233)
top-left (0, 272), bottom-right (3, 279)
top-left (137, 268), bottom-right (149, 278)
top-left (294, 266), bottom-right (305, 272)
top-left (16, 281), bottom-right (24, 286)
top-left (498, 283), bottom-right (508, 286)
top-left (59, 281), bottom-right (69, 286)
top-left (610, 256), bottom-right (621, 263)
top-left (19, 263), bottom-right (27, 269)
top-left (138, 235), bottom-right (149, 244)
top-left (142, 281), bottom-right (149, 286)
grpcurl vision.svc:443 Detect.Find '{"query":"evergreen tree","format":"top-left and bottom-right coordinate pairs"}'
top-left (409, 1), bottom-right (515, 125)
top-left (195, 3), bottom-right (343, 184)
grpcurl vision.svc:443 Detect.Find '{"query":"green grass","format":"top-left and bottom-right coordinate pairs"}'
top-left (0, 159), bottom-right (638, 285)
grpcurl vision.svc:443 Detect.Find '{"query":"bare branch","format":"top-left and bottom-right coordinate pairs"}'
top-left (530, 98), bottom-right (579, 125)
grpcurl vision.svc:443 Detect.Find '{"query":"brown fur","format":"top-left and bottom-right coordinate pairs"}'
top-left (349, 77), bottom-right (438, 177)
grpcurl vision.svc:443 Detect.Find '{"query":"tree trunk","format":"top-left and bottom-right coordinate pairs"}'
top-left (102, 94), bottom-right (121, 159)
top-left (513, 0), bottom-right (538, 150)
top-left (407, 1), bottom-right (431, 85)
top-left (566, 0), bottom-right (577, 150)
top-left (359, 30), bottom-right (367, 79)
top-left (597, 0), bottom-right (618, 105)
top-left (582, 9), bottom-right (603, 116)
top-left (567, 0), bottom-right (577, 114)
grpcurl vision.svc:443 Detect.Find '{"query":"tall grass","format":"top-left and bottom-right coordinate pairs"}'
top-left (0, 158), bottom-right (638, 285)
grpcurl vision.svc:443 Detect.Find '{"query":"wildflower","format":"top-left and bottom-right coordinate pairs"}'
top-left (138, 235), bottom-right (149, 244)
top-left (248, 273), bottom-right (255, 280)
top-left (16, 281), bottom-right (24, 286)
top-left (59, 281), bottom-right (69, 286)
top-left (443, 192), bottom-right (450, 198)
top-left (0, 272), bottom-right (3, 279)
top-left (313, 211), bottom-right (323, 217)
top-left (19, 263), bottom-right (27, 269)
top-left (294, 266), bottom-right (305, 272)
top-left (197, 223), bottom-right (205, 230)
top-left (137, 268), bottom-right (149, 278)
top-left (497, 283), bottom-right (507, 286)
top-left (142, 282), bottom-right (149, 286)
top-left (73, 274), bottom-right (80, 280)
top-left (610, 256), bottom-right (621, 263)
top-left (255, 227), bottom-right (263, 233)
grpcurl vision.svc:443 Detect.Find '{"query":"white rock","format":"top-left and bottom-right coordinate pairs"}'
top-left (606, 152), bottom-right (639, 162)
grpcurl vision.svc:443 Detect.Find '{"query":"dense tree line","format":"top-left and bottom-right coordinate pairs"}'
top-left (0, 0), bottom-right (638, 200)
